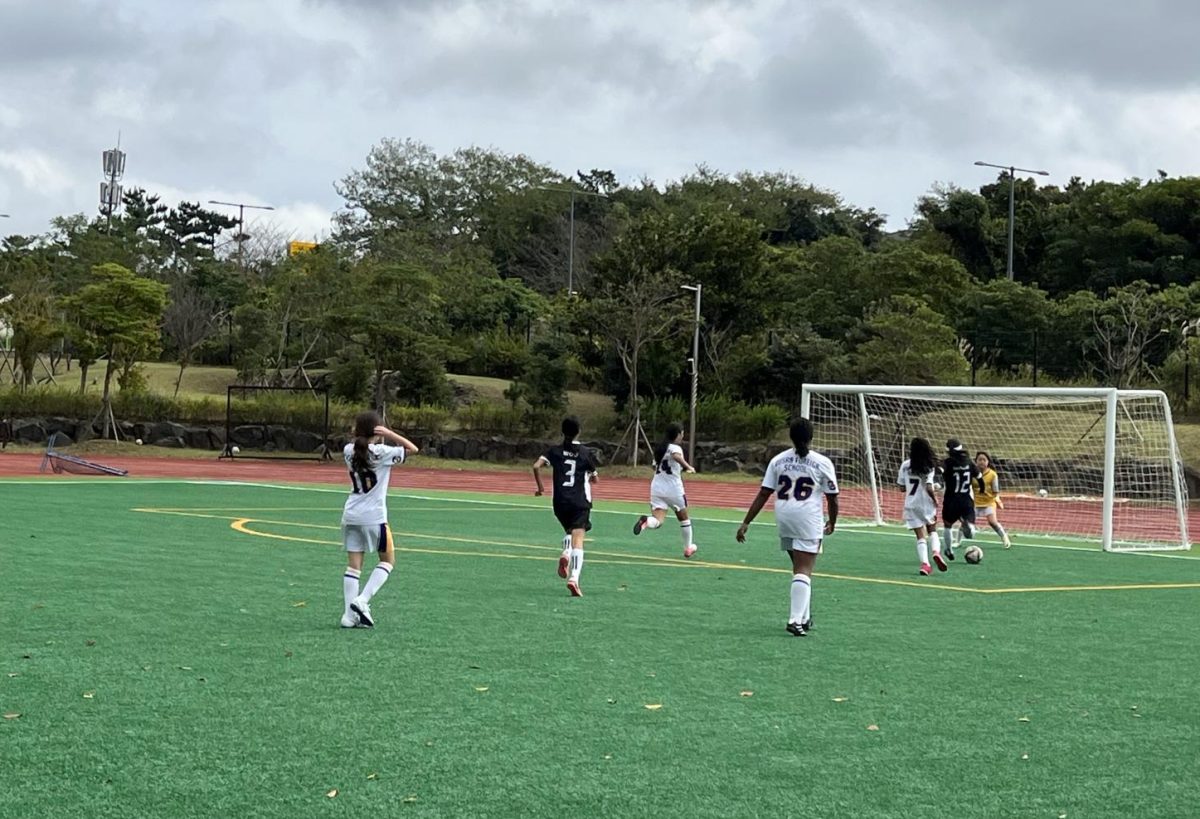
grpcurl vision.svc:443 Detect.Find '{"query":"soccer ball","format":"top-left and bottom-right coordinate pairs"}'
top-left (134, 438), bottom-right (143, 446)
top-left (965, 545), bottom-right (983, 564)
top-left (230, 446), bottom-right (241, 455)
top-left (1037, 488), bottom-right (1049, 498)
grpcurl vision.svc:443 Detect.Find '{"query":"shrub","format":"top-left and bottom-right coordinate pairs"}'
top-left (639, 395), bottom-right (787, 442)
top-left (454, 402), bottom-right (525, 434)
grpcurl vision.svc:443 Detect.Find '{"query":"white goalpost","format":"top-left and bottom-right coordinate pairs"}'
top-left (799, 385), bottom-right (1191, 552)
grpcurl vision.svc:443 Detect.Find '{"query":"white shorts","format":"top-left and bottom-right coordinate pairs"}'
top-left (904, 514), bottom-right (936, 530)
top-left (975, 506), bottom-right (995, 519)
top-left (780, 537), bottom-right (821, 554)
top-left (342, 523), bottom-right (392, 553)
top-left (650, 489), bottom-right (687, 512)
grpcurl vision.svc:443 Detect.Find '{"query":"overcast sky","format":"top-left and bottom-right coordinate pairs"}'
top-left (3, 0), bottom-right (1200, 241)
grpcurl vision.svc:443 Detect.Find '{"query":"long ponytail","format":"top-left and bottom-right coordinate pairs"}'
top-left (351, 410), bottom-right (381, 473)
top-left (561, 415), bottom-right (581, 454)
top-left (654, 422), bottom-right (683, 464)
top-left (789, 418), bottom-right (813, 458)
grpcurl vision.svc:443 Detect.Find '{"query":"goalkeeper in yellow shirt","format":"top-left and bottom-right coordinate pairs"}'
top-left (974, 451), bottom-right (1012, 548)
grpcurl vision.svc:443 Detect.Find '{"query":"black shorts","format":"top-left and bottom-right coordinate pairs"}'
top-left (942, 497), bottom-right (976, 526)
top-left (554, 502), bottom-right (592, 533)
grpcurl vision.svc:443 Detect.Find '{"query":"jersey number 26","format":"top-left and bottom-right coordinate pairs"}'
top-left (776, 475), bottom-right (815, 501)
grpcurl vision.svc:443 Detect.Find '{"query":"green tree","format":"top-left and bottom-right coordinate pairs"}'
top-left (60, 263), bottom-right (168, 438)
top-left (0, 275), bottom-right (62, 391)
top-left (852, 296), bottom-right (968, 385)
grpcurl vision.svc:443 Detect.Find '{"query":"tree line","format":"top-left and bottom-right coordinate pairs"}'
top-left (3, 138), bottom-right (1200, 440)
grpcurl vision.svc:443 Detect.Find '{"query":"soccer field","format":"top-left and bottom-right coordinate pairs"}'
top-left (3, 479), bottom-right (1199, 818)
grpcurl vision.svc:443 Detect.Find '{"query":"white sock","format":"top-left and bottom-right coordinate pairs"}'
top-left (916, 538), bottom-right (928, 564)
top-left (561, 534), bottom-right (571, 555)
top-left (679, 520), bottom-right (693, 549)
top-left (568, 548), bottom-right (584, 582)
top-left (645, 516), bottom-right (663, 530)
top-left (944, 526), bottom-right (955, 551)
top-left (359, 561), bottom-right (393, 603)
top-left (930, 530), bottom-right (942, 554)
top-left (789, 574), bottom-right (811, 624)
top-left (343, 568), bottom-right (361, 616)
top-left (991, 521), bottom-right (1008, 541)
top-left (802, 577), bottom-right (812, 624)
top-left (963, 521), bottom-right (976, 539)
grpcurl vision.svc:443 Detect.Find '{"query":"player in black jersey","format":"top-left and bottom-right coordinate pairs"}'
top-left (533, 416), bottom-right (598, 597)
top-left (939, 438), bottom-right (980, 565)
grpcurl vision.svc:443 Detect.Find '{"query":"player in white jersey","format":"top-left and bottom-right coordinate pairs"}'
top-left (340, 410), bottom-right (419, 628)
top-left (896, 437), bottom-right (944, 576)
top-left (736, 418), bottom-right (838, 637)
top-left (632, 423), bottom-right (698, 558)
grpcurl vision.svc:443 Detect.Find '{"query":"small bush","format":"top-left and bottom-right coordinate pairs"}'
top-left (639, 395), bottom-right (787, 442)
top-left (454, 402), bottom-right (525, 434)
top-left (386, 404), bottom-right (451, 433)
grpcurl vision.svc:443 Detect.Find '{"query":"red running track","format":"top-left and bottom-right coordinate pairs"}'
top-left (2, 452), bottom-right (1194, 543)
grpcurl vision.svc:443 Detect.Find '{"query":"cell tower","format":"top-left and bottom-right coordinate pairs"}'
top-left (100, 136), bottom-right (126, 232)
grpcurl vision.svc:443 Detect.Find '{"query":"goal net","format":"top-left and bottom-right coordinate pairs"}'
top-left (800, 385), bottom-right (1190, 552)
top-left (39, 432), bottom-right (128, 477)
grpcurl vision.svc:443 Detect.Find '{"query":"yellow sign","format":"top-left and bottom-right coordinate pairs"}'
top-left (288, 241), bottom-right (318, 256)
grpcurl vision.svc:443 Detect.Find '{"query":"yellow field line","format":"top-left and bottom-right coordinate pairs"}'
top-left (137, 507), bottom-right (1200, 596)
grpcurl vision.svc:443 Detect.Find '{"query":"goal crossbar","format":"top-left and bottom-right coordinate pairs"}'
top-left (800, 384), bottom-right (1190, 552)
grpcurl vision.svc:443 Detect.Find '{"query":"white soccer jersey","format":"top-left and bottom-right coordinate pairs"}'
top-left (762, 448), bottom-right (838, 541)
top-left (341, 443), bottom-right (407, 526)
top-left (651, 443), bottom-right (686, 496)
top-left (897, 459), bottom-right (937, 524)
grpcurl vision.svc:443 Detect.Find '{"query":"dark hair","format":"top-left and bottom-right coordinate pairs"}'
top-left (351, 410), bottom-right (382, 474)
top-left (789, 418), bottom-right (813, 456)
top-left (975, 451), bottom-right (993, 470)
top-left (561, 416), bottom-right (581, 448)
top-left (654, 423), bottom-right (684, 463)
top-left (909, 437), bottom-right (935, 475)
top-left (946, 446), bottom-right (970, 467)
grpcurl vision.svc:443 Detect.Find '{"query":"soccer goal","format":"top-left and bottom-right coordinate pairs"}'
top-left (800, 385), bottom-right (1190, 552)
top-left (39, 432), bottom-right (129, 477)
top-left (220, 385), bottom-right (333, 461)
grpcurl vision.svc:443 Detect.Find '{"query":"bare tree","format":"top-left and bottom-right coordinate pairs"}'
top-left (1090, 284), bottom-right (1183, 388)
top-left (163, 284), bottom-right (225, 397)
top-left (590, 267), bottom-right (684, 463)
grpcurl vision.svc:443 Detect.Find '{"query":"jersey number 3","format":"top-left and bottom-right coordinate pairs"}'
top-left (777, 475), bottom-right (815, 502)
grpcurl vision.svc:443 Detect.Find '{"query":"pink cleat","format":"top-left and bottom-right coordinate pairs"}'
top-left (557, 555), bottom-right (569, 579)
top-left (683, 544), bottom-right (697, 559)
top-left (932, 552), bottom-right (948, 572)
top-left (567, 580), bottom-right (583, 597)
top-left (919, 563), bottom-right (932, 576)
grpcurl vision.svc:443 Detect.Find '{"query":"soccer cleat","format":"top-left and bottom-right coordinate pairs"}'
top-left (802, 617), bottom-right (813, 632)
top-left (557, 554), bottom-right (569, 578)
top-left (633, 515), bottom-right (648, 535)
top-left (350, 597), bottom-right (374, 628)
top-left (1003, 535), bottom-right (1012, 549)
top-left (683, 543), bottom-right (697, 559)
top-left (786, 622), bottom-right (808, 637)
top-left (932, 552), bottom-right (948, 572)
top-left (340, 612), bottom-right (360, 628)
top-left (567, 580), bottom-right (583, 597)
top-left (919, 563), bottom-right (932, 576)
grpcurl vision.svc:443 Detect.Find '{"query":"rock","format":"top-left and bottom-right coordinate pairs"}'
top-left (442, 437), bottom-right (468, 460)
top-left (710, 457), bottom-right (742, 473)
top-left (291, 430), bottom-right (325, 453)
top-left (184, 427), bottom-right (211, 449)
top-left (13, 420), bottom-right (47, 443)
top-left (231, 425), bottom-right (267, 448)
top-left (146, 421), bottom-right (186, 444)
top-left (153, 436), bottom-right (186, 448)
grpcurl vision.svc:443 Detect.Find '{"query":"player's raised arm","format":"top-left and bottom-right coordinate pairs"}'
top-left (375, 425), bottom-right (419, 454)
top-left (532, 455), bottom-right (548, 496)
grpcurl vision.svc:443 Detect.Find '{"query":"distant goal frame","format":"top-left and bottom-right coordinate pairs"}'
top-left (800, 384), bottom-right (1190, 552)
top-left (220, 384), bottom-right (334, 462)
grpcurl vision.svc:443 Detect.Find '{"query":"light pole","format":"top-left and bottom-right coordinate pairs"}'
top-left (681, 283), bottom-right (702, 465)
top-left (1183, 319), bottom-right (1200, 410)
top-left (974, 161), bottom-right (1049, 281)
top-left (535, 186), bottom-right (607, 293)
top-left (208, 200), bottom-right (275, 273)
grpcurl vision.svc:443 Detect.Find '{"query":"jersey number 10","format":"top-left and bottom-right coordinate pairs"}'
top-left (350, 469), bottom-right (378, 494)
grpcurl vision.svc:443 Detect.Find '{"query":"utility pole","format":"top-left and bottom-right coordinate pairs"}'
top-left (535, 186), bottom-right (608, 293)
top-left (208, 200), bottom-right (275, 273)
top-left (973, 161), bottom-right (1049, 281)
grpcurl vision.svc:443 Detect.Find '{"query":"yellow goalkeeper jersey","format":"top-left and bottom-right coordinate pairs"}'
top-left (974, 467), bottom-right (1001, 508)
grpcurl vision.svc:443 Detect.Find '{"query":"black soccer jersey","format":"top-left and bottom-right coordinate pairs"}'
top-left (543, 444), bottom-right (597, 508)
top-left (942, 457), bottom-right (980, 505)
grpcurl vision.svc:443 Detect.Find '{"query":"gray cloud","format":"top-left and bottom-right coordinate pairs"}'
top-left (1, 0), bottom-right (1199, 236)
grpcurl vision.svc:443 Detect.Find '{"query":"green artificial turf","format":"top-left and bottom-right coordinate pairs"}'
top-left (2, 479), bottom-right (1199, 818)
